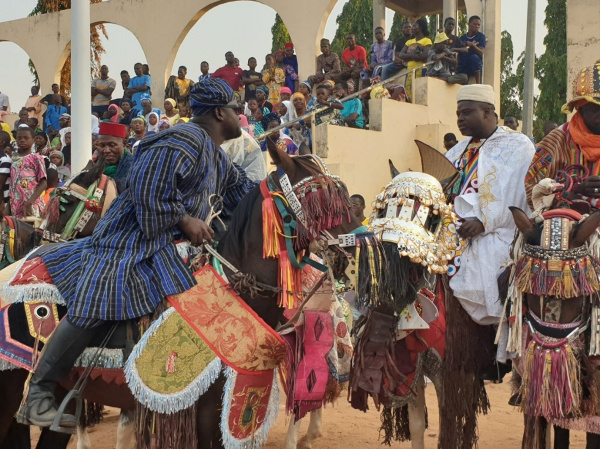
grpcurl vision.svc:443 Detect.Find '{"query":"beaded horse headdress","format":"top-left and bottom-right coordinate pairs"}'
top-left (369, 172), bottom-right (462, 274)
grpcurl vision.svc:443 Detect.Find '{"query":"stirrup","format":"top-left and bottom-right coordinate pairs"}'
top-left (50, 322), bottom-right (119, 434)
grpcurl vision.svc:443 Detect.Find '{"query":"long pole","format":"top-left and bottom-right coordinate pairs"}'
top-left (522, 0), bottom-right (536, 137)
top-left (71, 1), bottom-right (92, 173)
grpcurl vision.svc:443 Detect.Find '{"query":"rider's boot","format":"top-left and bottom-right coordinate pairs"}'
top-left (16, 318), bottom-right (99, 428)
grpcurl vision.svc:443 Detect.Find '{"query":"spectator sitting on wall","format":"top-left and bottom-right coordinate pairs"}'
top-left (456, 15), bottom-right (486, 84)
top-left (443, 132), bottom-right (458, 151)
top-left (381, 21), bottom-right (413, 81)
top-left (333, 81), bottom-right (364, 129)
top-left (336, 34), bottom-right (367, 88)
top-left (362, 26), bottom-right (394, 80)
top-left (503, 116), bottom-right (519, 131)
top-left (308, 39), bottom-right (342, 86)
top-left (427, 33), bottom-right (466, 84)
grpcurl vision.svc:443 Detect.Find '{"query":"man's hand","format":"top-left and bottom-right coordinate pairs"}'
top-left (178, 215), bottom-right (214, 245)
top-left (576, 176), bottom-right (600, 198)
top-left (457, 219), bottom-right (485, 239)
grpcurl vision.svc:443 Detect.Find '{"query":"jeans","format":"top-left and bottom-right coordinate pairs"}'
top-left (381, 62), bottom-right (405, 81)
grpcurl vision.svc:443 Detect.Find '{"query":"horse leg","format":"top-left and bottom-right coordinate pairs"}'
top-left (299, 409), bottom-right (323, 448)
top-left (587, 432), bottom-right (600, 449)
top-left (284, 414), bottom-right (302, 449)
top-left (196, 374), bottom-right (226, 449)
top-left (0, 370), bottom-right (29, 444)
top-left (407, 376), bottom-right (426, 449)
top-left (115, 410), bottom-right (135, 449)
top-left (76, 426), bottom-right (91, 449)
top-left (554, 426), bottom-right (569, 449)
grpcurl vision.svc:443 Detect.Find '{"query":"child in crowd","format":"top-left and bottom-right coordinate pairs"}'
top-left (280, 87), bottom-right (292, 102)
top-left (62, 131), bottom-right (72, 166)
top-left (147, 112), bottom-right (159, 134)
top-left (10, 127), bottom-right (47, 218)
top-left (246, 98), bottom-right (265, 135)
top-left (27, 118), bottom-right (43, 134)
top-left (0, 130), bottom-right (11, 216)
top-left (34, 131), bottom-right (51, 156)
top-left (312, 84), bottom-right (345, 127)
top-left (49, 150), bottom-right (71, 183)
top-left (158, 119), bottom-right (171, 132)
top-left (334, 82), bottom-right (364, 129)
top-left (128, 117), bottom-right (146, 148)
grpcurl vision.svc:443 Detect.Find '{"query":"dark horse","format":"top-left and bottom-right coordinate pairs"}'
top-left (0, 161), bottom-right (119, 449)
top-left (0, 144), bottom-right (364, 449)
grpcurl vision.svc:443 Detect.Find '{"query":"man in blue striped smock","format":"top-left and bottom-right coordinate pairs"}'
top-left (18, 78), bottom-right (255, 429)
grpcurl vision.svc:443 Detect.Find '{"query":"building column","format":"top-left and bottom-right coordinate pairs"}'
top-left (482, 0), bottom-right (501, 108)
top-left (443, 0), bottom-right (457, 21)
top-left (71, 0), bottom-right (91, 174)
top-left (373, 0), bottom-right (386, 40)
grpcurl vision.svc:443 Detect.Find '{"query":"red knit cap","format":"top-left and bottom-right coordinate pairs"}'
top-left (284, 43), bottom-right (294, 49)
top-left (99, 122), bottom-right (127, 138)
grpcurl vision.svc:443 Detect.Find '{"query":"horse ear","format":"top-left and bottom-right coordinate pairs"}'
top-left (389, 159), bottom-right (400, 179)
top-left (570, 210), bottom-right (600, 248)
top-left (509, 206), bottom-right (536, 235)
top-left (268, 140), bottom-right (295, 178)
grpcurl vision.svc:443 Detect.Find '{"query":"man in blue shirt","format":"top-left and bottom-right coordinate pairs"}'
top-left (456, 16), bottom-right (486, 84)
top-left (44, 94), bottom-right (68, 135)
top-left (126, 62), bottom-right (151, 108)
top-left (362, 26), bottom-right (394, 80)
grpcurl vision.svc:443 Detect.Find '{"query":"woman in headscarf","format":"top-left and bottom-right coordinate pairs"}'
top-left (275, 50), bottom-right (299, 93)
top-left (106, 104), bottom-right (121, 123)
top-left (146, 112), bottom-right (160, 134)
top-left (286, 92), bottom-right (311, 152)
top-left (279, 100), bottom-right (293, 124)
top-left (262, 54), bottom-right (286, 106)
top-left (119, 98), bottom-right (141, 130)
top-left (260, 112), bottom-right (299, 155)
top-left (128, 116), bottom-right (146, 148)
top-left (298, 81), bottom-right (317, 110)
top-left (255, 85), bottom-right (273, 114)
top-left (163, 98), bottom-right (180, 127)
top-left (34, 131), bottom-right (51, 156)
top-left (49, 150), bottom-right (71, 183)
top-left (158, 119), bottom-right (171, 132)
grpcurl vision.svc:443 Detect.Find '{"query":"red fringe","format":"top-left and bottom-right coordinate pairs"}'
top-left (42, 195), bottom-right (61, 224)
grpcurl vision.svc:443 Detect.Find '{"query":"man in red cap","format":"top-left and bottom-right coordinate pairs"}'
top-left (97, 121), bottom-right (134, 191)
top-left (283, 42), bottom-right (299, 76)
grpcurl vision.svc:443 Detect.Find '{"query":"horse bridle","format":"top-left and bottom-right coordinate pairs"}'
top-left (42, 173), bottom-right (117, 242)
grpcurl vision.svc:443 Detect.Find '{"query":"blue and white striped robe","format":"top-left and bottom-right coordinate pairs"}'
top-left (41, 123), bottom-right (255, 325)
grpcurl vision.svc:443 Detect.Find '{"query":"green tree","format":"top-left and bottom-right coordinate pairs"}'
top-left (270, 14), bottom-right (291, 55)
top-left (457, 10), bottom-right (468, 36)
top-left (500, 31), bottom-right (523, 119)
top-left (533, 0), bottom-right (567, 141)
top-left (28, 0), bottom-right (107, 98)
top-left (330, 0), bottom-right (373, 58)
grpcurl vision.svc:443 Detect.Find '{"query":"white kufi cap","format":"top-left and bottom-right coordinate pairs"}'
top-left (457, 84), bottom-right (495, 107)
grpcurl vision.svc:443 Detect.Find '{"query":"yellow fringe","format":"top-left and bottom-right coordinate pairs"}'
top-left (262, 195), bottom-right (281, 259)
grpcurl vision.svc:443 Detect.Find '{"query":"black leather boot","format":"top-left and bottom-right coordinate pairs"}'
top-left (17, 319), bottom-right (99, 428)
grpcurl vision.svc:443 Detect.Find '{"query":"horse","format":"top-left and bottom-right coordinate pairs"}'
top-left (347, 165), bottom-right (462, 449)
top-left (0, 143), bottom-right (371, 449)
top-left (505, 187), bottom-right (600, 449)
top-left (0, 160), bottom-right (123, 449)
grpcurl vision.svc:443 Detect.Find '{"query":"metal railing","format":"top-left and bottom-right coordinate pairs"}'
top-left (253, 61), bottom-right (433, 143)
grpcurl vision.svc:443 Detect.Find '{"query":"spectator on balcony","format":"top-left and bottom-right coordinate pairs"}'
top-left (262, 54), bottom-right (286, 105)
top-left (164, 66), bottom-right (195, 109)
top-left (334, 82), bottom-right (364, 129)
top-left (456, 15), bottom-right (486, 84)
top-left (0, 90), bottom-right (10, 112)
top-left (503, 116), bottom-right (519, 131)
top-left (381, 21), bottom-right (413, 81)
top-left (198, 61), bottom-right (211, 81)
top-left (444, 17), bottom-right (464, 54)
top-left (242, 57), bottom-right (264, 102)
top-left (212, 52), bottom-right (243, 91)
top-left (311, 84), bottom-right (345, 127)
top-left (298, 81), bottom-right (317, 110)
top-left (283, 43), bottom-right (299, 77)
top-left (308, 39), bottom-right (342, 86)
top-left (126, 63), bottom-right (151, 109)
top-left (427, 33), bottom-right (458, 81)
top-left (91, 65), bottom-right (116, 118)
top-left (362, 27), bottom-right (394, 80)
top-left (336, 34), bottom-right (367, 88)
top-left (275, 50), bottom-right (299, 93)
top-left (25, 86), bottom-right (44, 129)
top-left (41, 84), bottom-right (67, 108)
top-left (395, 18), bottom-right (432, 98)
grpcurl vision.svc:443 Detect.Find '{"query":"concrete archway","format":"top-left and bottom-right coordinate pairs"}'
top-left (0, 40), bottom-right (40, 112)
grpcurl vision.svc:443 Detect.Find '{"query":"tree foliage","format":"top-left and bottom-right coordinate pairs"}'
top-left (331, 0), bottom-right (373, 58)
top-left (270, 14), bottom-right (291, 55)
top-left (500, 31), bottom-right (523, 119)
top-left (28, 0), bottom-right (107, 99)
top-left (534, 0), bottom-right (567, 141)
top-left (388, 12), bottom-right (407, 44)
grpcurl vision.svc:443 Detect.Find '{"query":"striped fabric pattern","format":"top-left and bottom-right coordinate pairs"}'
top-left (0, 152), bottom-right (10, 204)
top-left (525, 123), bottom-right (579, 209)
top-left (40, 123), bottom-right (255, 326)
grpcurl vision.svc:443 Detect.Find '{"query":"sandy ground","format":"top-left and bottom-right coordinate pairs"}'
top-left (30, 379), bottom-right (591, 449)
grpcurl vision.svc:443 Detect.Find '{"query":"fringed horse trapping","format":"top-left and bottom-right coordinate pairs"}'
top-left (502, 189), bottom-right (600, 447)
top-left (349, 171), bottom-right (462, 446)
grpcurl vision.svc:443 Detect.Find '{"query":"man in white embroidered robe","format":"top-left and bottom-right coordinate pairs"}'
top-left (445, 84), bottom-right (535, 362)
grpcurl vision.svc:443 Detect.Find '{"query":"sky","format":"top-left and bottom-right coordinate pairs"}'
top-left (0, 0), bottom-right (548, 111)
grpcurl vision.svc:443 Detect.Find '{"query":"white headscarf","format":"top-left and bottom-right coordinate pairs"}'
top-left (280, 100), bottom-right (293, 124)
top-left (146, 112), bottom-right (160, 133)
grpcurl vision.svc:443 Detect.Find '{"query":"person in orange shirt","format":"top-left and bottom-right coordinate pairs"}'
top-left (43, 167), bottom-right (58, 203)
